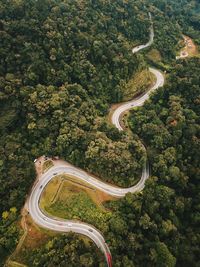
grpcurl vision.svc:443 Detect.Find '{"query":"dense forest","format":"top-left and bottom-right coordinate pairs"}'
top-left (105, 58), bottom-right (200, 266)
top-left (0, 0), bottom-right (199, 266)
top-left (20, 233), bottom-right (104, 267)
top-left (149, 0), bottom-right (200, 45)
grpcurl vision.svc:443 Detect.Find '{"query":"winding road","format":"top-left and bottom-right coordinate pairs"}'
top-left (28, 13), bottom-right (164, 267)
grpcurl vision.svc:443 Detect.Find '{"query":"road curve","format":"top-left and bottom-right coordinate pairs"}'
top-left (112, 68), bottom-right (164, 131)
top-left (28, 13), bottom-right (164, 267)
top-left (132, 12), bottom-right (154, 54)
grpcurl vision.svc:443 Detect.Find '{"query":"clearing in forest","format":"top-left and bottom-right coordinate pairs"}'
top-left (176, 35), bottom-right (198, 59)
top-left (40, 175), bottom-right (114, 232)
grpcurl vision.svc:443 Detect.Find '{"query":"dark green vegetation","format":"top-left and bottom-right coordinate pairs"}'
top-left (150, 0), bottom-right (200, 46)
top-left (0, 0), bottom-right (199, 266)
top-left (104, 58), bottom-right (200, 267)
top-left (0, 208), bottom-right (19, 264)
top-left (20, 233), bottom-right (105, 267)
top-left (0, 0), bottom-right (149, 263)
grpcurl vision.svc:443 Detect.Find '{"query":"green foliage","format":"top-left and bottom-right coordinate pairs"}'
top-left (0, 0), bottom-right (151, 214)
top-left (151, 242), bottom-right (176, 267)
top-left (0, 208), bottom-right (19, 265)
top-left (46, 187), bottom-right (112, 232)
top-left (149, 0), bottom-right (200, 46)
top-left (0, 1), bottom-right (149, 264)
top-left (21, 234), bottom-right (104, 267)
top-left (124, 58), bottom-right (200, 266)
top-left (0, 0), bottom-right (199, 266)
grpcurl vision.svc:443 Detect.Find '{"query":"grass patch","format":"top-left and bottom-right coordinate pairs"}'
top-left (42, 160), bottom-right (53, 173)
top-left (123, 69), bottom-right (156, 101)
top-left (7, 261), bottom-right (27, 267)
top-left (147, 48), bottom-right (162, 62)
top-left (40, 176), bottom-right (62, 208)
top-left (40, 176), bottom-right (113, 232)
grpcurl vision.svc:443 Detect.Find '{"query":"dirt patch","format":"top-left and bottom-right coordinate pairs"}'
top-left (23, 215), bottom-right (50, 249)
top-left (97, 189), bottom-right (116, 203)
top-left (183, 35), bottom-right (198, 56)
top-left (12, 216), bottom-right (53, 266)
top-left (176, 35), bottom-right (198, 59)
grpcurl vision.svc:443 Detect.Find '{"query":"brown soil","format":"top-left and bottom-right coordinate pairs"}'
top-left (178, 35), bottom-right (198, 58)
top-left (184, 35), bottom-right (198, 56)
top-left (23, 215), bottom-right (50, 249)
top-left (97, 190), bottom-right (116, 203)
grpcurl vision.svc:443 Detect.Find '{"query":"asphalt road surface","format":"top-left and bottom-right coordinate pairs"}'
top-left (28, 13), bottom-right (164, 267)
